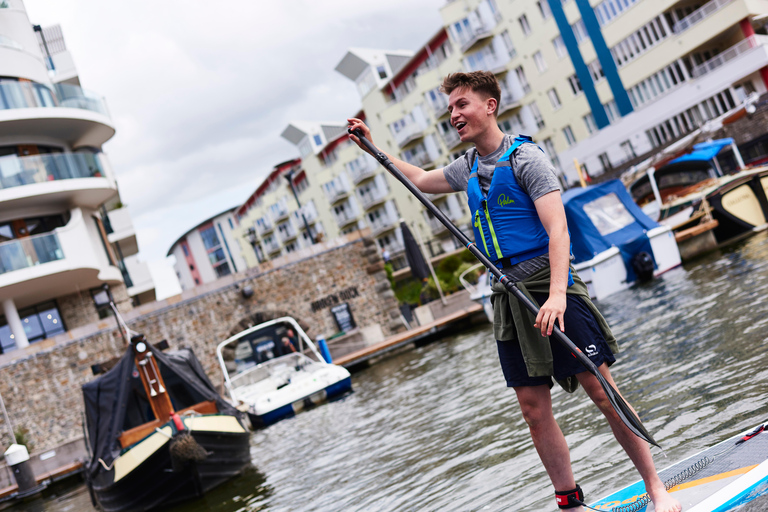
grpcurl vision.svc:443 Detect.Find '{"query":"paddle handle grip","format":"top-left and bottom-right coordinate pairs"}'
top-left (348, 128), bottom-right (599, 376)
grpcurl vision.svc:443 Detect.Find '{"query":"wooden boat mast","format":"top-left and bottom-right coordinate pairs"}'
top-left (132, 334), bottom-right (174, 423)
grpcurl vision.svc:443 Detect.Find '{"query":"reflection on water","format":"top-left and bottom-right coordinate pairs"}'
top-left (17, 232), bottom-right (768, 511)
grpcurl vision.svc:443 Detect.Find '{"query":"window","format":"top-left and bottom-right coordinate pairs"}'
top-left (588, 60), bottom-right (605, 82)
top-left (0, 301), bottom-right (66, 352)
top-left (377, 65), bottom-right (387, 79)
top-left (214, 264), bottom-right (231, 278)
top-left (500, 30), bottom-right (516, 59)
top-left (181, 244), bottom-right (189, 257)
top-left (547, 88), bottom-right (562, 110)
top-left (604, 100), bottom-right (620, 123)
top-left (227, 218), bottom-right (234, 230)
top-left (583, 193), bottom-right (635, 235)
top-left (598, 152), bottom-right (613, 172)
top-left (568, 74), bottom-right (582, 96)
top-left (91, 287), bottom-right (112, 320)
top-left (572, 20), bottom-right (589, 43)
top-left (519, 14), bottom-right (531, 36)
top-left (583, 113), bottom-right (598, 134)
top-left (553, 36), bottom-right (567, 59)
top-left (537, 0), bottom-right (552, 19)
top-left (529, 101), bottom-right (545, 128)
top-left (620, 140), bottom-right (636, 160)
top-left (563, 125), bottom-right (577, 146)
top-left (199, 226), bottom-right (220, 251)
top-left (533, 51), bottom-right (547, 73)
top-left (514, 66), bottom-right (531, 95)
top-left (541, 137), bottom-right (561, 170)
top-left (313, 134), bottom-right (322, 146)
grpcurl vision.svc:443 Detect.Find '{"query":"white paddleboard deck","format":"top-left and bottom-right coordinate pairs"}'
top-left (589, 421), bottom-right (768, 511)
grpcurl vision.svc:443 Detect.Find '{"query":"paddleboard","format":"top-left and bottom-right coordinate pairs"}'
top-left (589, 421), bottom-right (768, 511)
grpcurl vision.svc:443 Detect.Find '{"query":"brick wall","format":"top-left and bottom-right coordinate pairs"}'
top-left (0, 236), bottom-right (400, 452)
top-left (57, 282), bottom-right (133, 331)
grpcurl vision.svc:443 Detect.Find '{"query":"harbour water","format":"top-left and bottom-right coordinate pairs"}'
top-left (17, 232), bottom-right (768, 511)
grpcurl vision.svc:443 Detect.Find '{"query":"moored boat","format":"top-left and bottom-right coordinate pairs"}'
top-left (216, 316), bottom-right (352, 428)
top-left (82, 335), bottom-right (251, 512)
top-left (562, 179), bottom-right (682, 300)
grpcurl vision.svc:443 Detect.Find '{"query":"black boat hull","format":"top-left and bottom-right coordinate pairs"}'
top-left (90, 422), bottom-right (251, 512)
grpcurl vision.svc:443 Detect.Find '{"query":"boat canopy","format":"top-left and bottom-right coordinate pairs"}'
top-left (669, 138), bottom-right (734, 164)
top-left (562, 180), bottom-right (660, 280)
top-left (82, 345), bottom-right (236, 479)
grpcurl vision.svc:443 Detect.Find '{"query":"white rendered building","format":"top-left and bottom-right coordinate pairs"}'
top-left (168, 208), bottom-right (248, 290)
top-left (0, 2), bottom-right (154, 352)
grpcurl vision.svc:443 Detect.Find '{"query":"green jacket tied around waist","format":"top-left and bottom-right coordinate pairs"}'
top-left (490, 265), bottom-right (618, 393)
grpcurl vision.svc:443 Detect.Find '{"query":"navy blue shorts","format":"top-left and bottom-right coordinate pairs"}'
top-left (496, 292), bottom-right (616, 388)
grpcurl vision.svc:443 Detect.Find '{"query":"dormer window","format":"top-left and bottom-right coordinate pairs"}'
top-left (377, 65), bottom-right (387, 79)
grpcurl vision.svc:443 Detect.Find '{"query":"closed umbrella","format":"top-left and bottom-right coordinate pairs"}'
top-left (400, 220), bottom-right (429, 280)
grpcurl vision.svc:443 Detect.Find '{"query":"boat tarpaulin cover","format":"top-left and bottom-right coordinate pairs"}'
top-left (81, 344), bottom-right (237, 478)
top-left (562, 179), bottom-right (660, 281)
top-left (669, 138), bottom-right (734, 164)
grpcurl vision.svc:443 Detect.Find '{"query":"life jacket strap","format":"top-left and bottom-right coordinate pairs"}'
top-left (555, 485), bottom-right (584, 509)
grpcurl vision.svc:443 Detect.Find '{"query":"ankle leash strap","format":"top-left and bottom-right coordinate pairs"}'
top-left (555, 485), bottom-right (584, 509)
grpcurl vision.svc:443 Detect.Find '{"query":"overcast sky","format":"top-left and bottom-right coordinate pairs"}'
top-left (23, 0), bottom-right (446, 298)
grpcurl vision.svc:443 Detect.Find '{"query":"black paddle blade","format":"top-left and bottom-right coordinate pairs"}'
top-left (595, 371), bottom-right (659, 448)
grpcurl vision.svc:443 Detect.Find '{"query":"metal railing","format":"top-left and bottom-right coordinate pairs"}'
top-left (0, 152), bottom-right (105, 191)
top-left (691, 36), bottom-right (767, 78)
top-left (358, 187), bottom-right (388, 210)
top-left (392, 120), bottom-right (426, 148)
top-left (370, 214), bottom-right (396, 236)
top-left (0, 80), bottom-right (109, 117)
top-left (334, 209), bottom-right (358, 227)
top-left (256, 218), bottom-right (273, 236)
top-left (672, 0), bottom-right (733, 33)
top-left (0, 232), bottom-right (64, 275)
top-left (440, 129), bottom-right (461, 149)
top-left (347, 154), bottom-right (378, 184)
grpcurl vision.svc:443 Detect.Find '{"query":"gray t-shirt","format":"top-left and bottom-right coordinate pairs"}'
top-left (443, 135), bottom-right (561, 282)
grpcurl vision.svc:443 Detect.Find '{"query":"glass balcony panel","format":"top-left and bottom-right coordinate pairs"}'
top-left (0, 152), bottom-right (104, 191)
top-left (0, 232), bottom-right (64, 275)
top-left (0, 80), bottom-right (109, 117)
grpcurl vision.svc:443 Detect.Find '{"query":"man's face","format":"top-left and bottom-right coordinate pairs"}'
top-left (448, 87), bottom-right (494, 143)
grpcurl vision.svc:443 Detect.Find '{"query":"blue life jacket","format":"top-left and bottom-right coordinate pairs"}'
top-left (467, 135), bottom-right (573, 286)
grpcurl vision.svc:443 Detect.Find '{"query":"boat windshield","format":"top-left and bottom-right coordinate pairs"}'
top-left (583, 193), bottom-right (635, 236)
top-left (221, 321), bottom-right (321, 380)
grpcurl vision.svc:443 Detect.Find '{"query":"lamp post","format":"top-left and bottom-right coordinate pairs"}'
top-left (284, 168), bottom-right (316, 245)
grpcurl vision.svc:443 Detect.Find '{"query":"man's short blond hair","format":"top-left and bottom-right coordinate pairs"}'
top-left (440, 71), bottom-right (501, 116)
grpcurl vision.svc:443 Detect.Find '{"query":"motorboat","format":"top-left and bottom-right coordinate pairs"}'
top-left (82, 335), bottom-right (251, 512)
top-left (216, 316), bottom-right (352, 428)
top-left (562, 179), bottom-right (682, 300)
top-left (459, 263), bottom-right (493, 323)
top-left (628, 139), bottom-right (768, 261)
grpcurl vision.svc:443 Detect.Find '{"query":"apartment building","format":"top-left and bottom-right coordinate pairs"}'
top-left (0, 2), bottom-right (154, 352)
top-left (335, 0), bottom-right (767, 185)
top-left (168, 208), bottom-right (247, 290)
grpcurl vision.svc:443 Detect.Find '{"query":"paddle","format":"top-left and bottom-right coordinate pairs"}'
top-left (349, 128), bottom-right (659, 448)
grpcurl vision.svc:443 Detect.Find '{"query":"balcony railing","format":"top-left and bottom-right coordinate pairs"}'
top-left (0, 232), bottom-right (64, 275)
top-left (324, 181), bottom-right (351, 204)
top-left (270, 203), bottom-right (289, 222)
top-left (370, 214), bottom-right (396, 236)
top-left (392, 121), bottom-right (427, 148)
top-left (334, 209), bottom-right (358, 228)
top-left (0, 80), bottom-right (110, 117)
top-left (497, 89), bottom-right (521, 115)
top-left (403, 149), bottom-right (435, 168)
top-left (672, 0), bottom-right (733, 33)
top-left (277, 224), bottom-right (298, 243)
top-left (0, 152), bottom-right (105, 191)
top-left (347, 154), bottom-right (378, 184)
top-left (691, 36), bottom-right (768, 78)
top-left (439, 129), bottom-right (461, 149)
top-left (358, 186), bottom-right (388, 210)
top-left (256, 218), bottom-right (273, 236)
top-left (464, 50), bottom-right (509, 74)
top-left (263, 239), bottom-right (281, 254)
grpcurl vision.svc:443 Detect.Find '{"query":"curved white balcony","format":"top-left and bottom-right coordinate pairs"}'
top-left (0, 208), bottom-right (123, 307)
top-left (106, 207), bottom-right (138, 257)
top-left (0, 152), bottom-right (116, 210)
top-left (0, 81), bottom-right (115, 147)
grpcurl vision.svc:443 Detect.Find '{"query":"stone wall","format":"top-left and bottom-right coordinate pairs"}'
top-left (0, 236), bottom-right (400, 452)
top-left (57, 281), bottom-right (133, 331)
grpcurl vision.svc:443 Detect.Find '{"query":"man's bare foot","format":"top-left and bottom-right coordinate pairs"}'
top-left (648, 485), bottom-right (682, 512)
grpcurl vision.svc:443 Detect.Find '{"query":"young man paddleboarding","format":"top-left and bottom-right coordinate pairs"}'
top-left (347, 71), bottom-right (681, 512)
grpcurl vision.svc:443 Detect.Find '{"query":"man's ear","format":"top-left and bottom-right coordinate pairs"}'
top-left (487, 98), bottom-right (498, 116)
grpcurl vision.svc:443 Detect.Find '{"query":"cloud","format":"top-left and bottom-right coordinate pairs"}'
top-left (23, 0), bottom-right (447, 287)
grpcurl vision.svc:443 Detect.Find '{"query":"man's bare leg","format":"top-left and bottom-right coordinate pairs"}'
top-left (514, 384), bottom-right (585, 511)
top-left (576, 365), bottom-right (682, 512)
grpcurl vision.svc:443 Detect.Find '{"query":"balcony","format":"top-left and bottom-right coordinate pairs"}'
top-left (263, 238), bottom-right (281, 255)
top-left (297, 202), bottom-right (318, 224)
top-left (323, 177), bottom-right (351, 204)
top-left (369, 211), bottom-right (397, 237)
top-left (269, 202), bottom-right (290, 222)
top-left (0, 208), bottom-right (123, 307)
top-left (672, 0), bottom-right (733, 33)
top-left (439, 129), bottom-right (462, 150)
top-left (0, 81), bottom-right (115, 147)
top-left (425, 91), bottom-right (449, 118)
top-left (124, 254), bottom-right (154, 298)
top-left (691, 36), bottom-right (768, 78)
top-left (380, 240), bottom-right (405, 257)
top-left (392, 120), bottom-right (428, 148)
top-left (276, 222), bottom-right (298, 243)
top-left (107, 207), bottom-right (138, 257)
top-left (0, 152), bottom-right (115, 210)
top-left (497, 88), bottom-right (522, 116)
top-left (256, 217), bottom-right (273, 236)
top-left (402, 147), bottom-right (436, 169)
top-left (334, 208), bottom-right (359, 229)
top-left (357, 185), bottom-right (388, 211)
top-left (347, 154), bottom-right (378, 184)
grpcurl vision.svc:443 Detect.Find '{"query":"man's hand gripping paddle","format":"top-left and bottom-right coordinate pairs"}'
top-left (349, 128), bottom-right (659, 448)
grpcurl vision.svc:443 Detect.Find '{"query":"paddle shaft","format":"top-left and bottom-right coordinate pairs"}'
top-left (351, 130), bottom-right (599, 373)
top-left (350, 128), bottom-right (659, 448)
